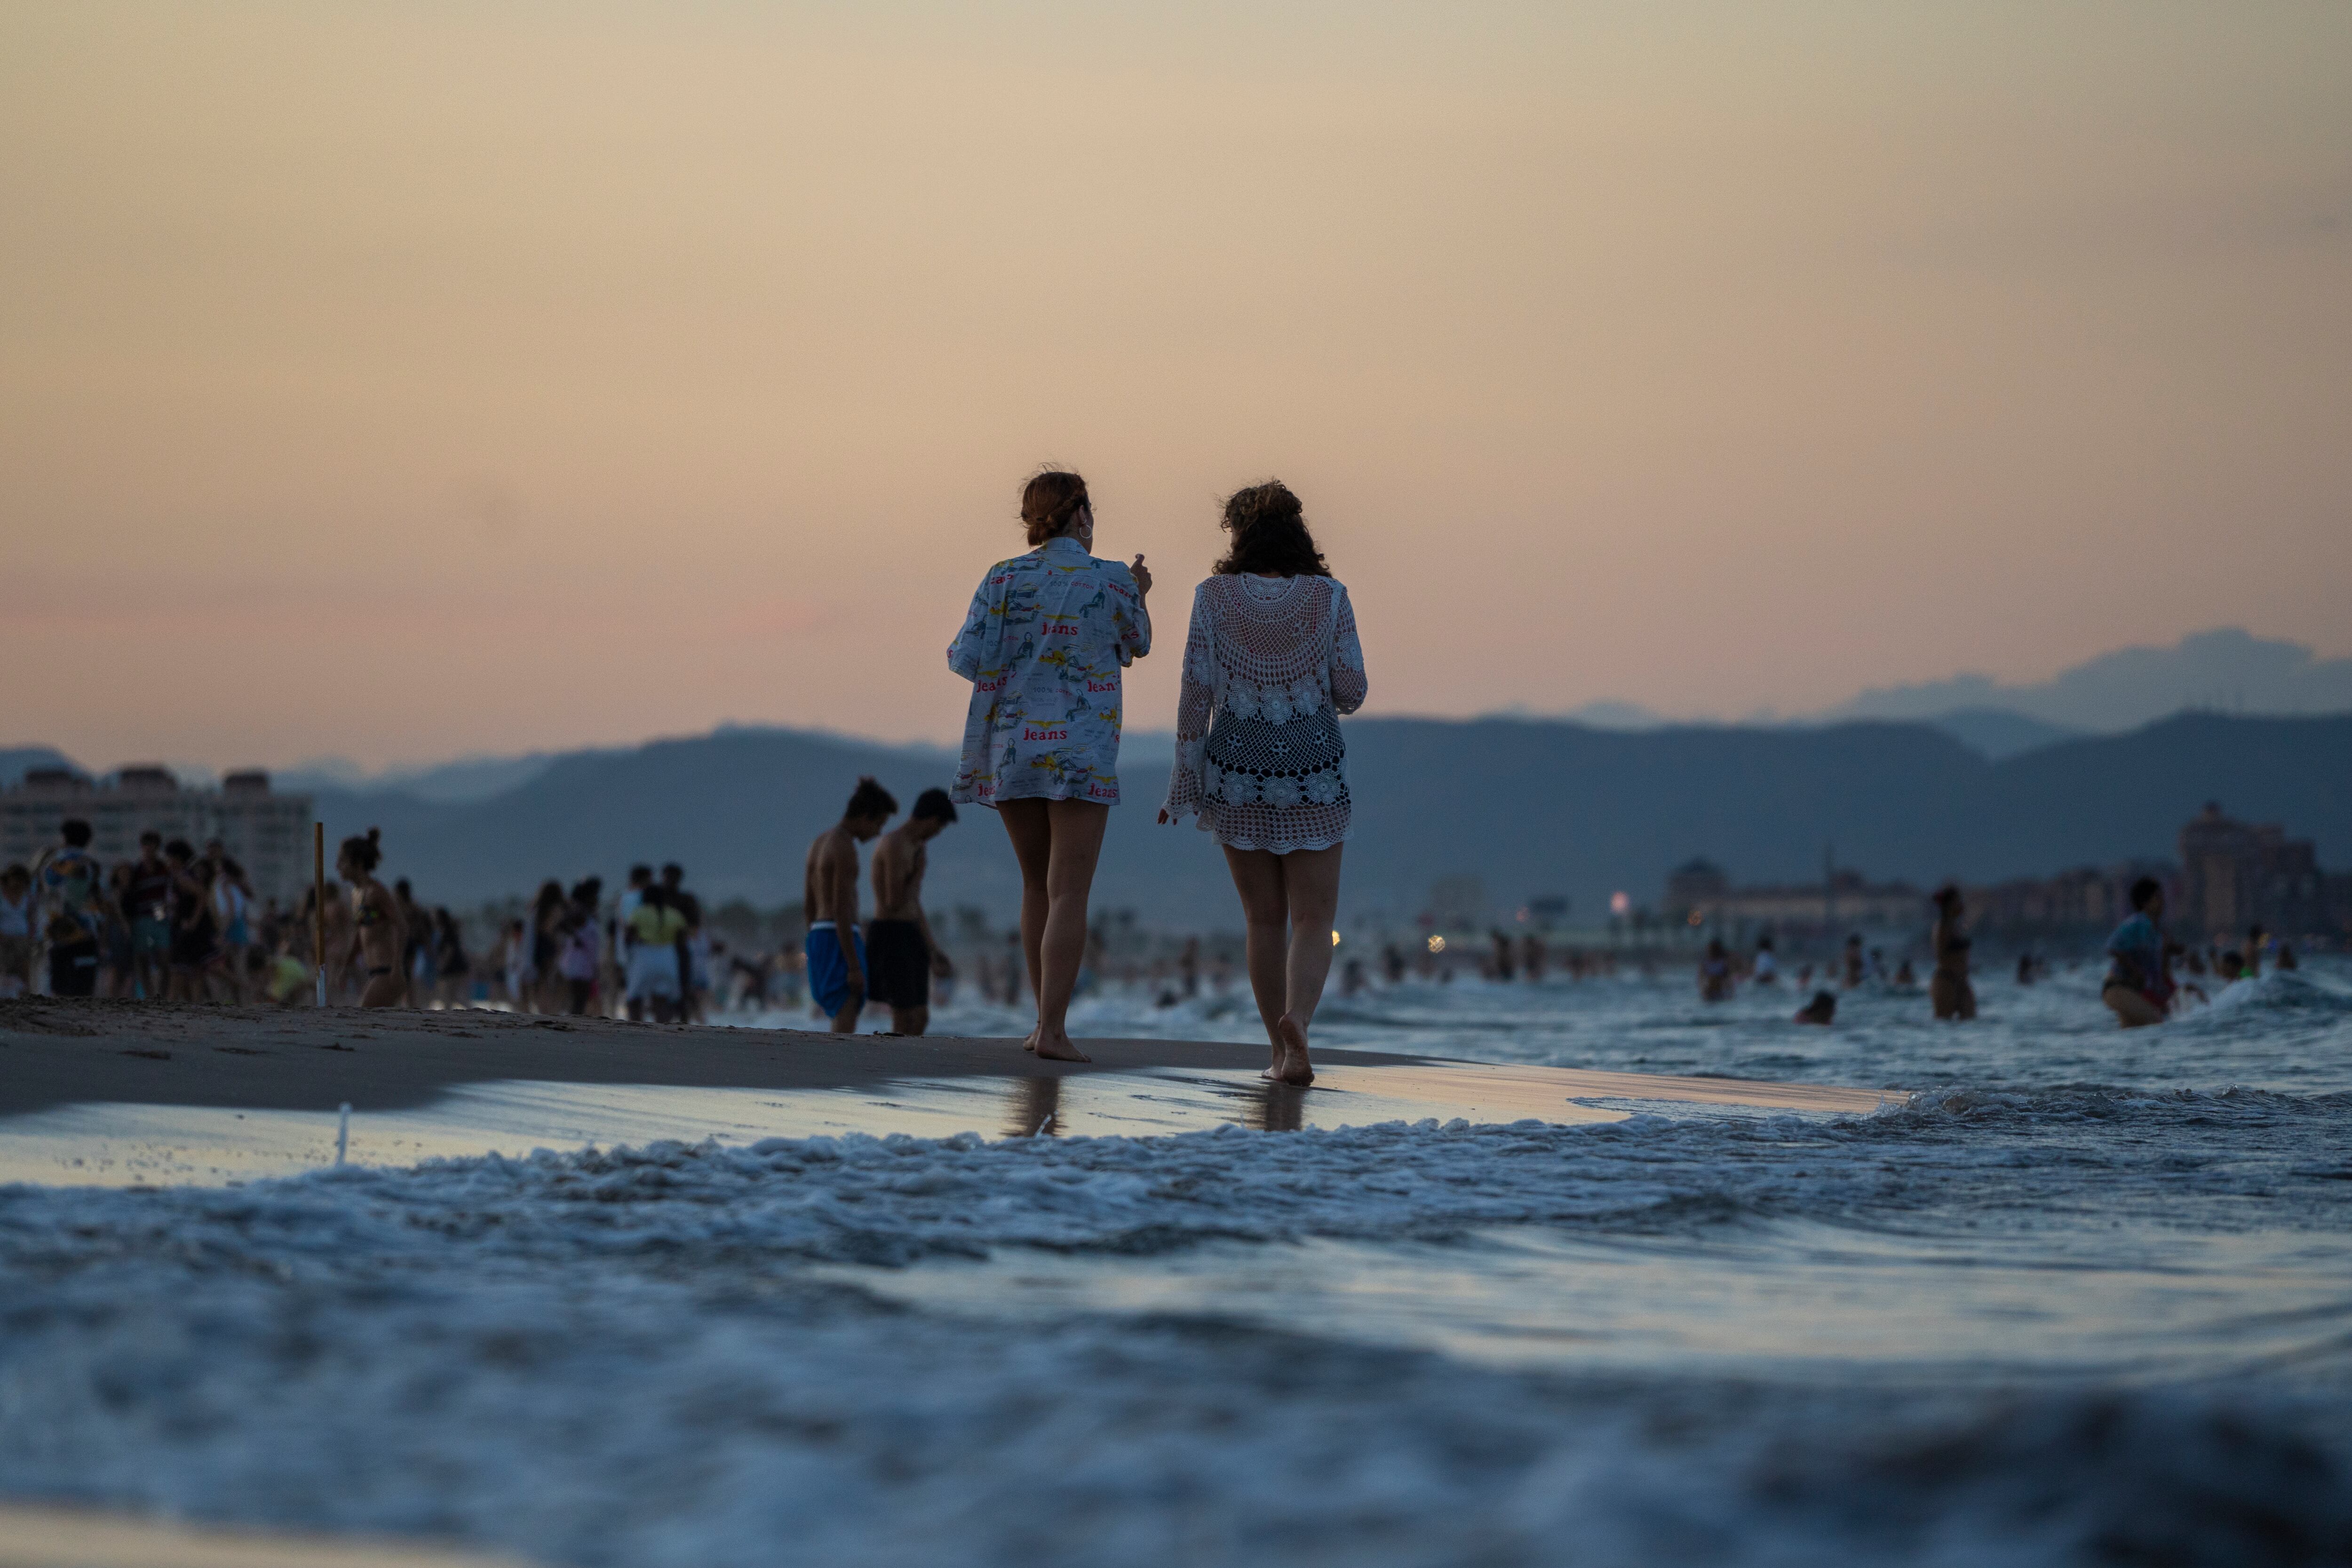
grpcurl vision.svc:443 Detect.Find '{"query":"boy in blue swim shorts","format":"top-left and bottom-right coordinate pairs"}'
top-left (803, 776), bottom-right (897, 1031)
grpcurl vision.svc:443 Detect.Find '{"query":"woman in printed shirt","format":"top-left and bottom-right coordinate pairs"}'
top-left (1160, 481), bottom-right (1367, 1086)
top-left (947, 470), bottom-right (1152, 1061)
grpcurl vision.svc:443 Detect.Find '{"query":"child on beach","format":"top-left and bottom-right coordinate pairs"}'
top-left (805, 777), bottom-right (897, 1033)
top-left (866, 788), bottom-right (959, 1036)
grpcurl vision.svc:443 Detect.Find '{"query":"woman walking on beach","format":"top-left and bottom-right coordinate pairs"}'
top-left (336, 828), bottom-right (406, 1009)
top-left (1160, 481), bottom-right (1367, 1086)
top-left (947, 469), bottom-right (1152, 1062)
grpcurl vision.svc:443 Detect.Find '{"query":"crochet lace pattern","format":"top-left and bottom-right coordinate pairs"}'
top-left (1162, 574), bottom-right (1367, 852)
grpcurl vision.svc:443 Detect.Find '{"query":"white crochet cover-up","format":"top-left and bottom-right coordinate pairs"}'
top-left (1162, 573), bottom-right (1367, 853)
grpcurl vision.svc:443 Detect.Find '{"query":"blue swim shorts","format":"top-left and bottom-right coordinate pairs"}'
top-left (804, 922), bottom-right (866, 1017)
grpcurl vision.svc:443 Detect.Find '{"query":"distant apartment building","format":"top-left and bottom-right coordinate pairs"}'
top-left (2176, 802), bottom-right (2330, 939)
top-left (0, 767), bottom-right (314, 906)
top-left (1666, 859), bottom-right (1925, 933)
top-left (1965, 863), bottom-right (2178, 937)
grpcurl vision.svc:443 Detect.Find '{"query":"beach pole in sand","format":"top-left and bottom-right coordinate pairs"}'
top-left (314, 822), bottom-right (327, 1009)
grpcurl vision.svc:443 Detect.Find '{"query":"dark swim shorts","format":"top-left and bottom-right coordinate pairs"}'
top-left (865, 919), bottom-right (932, 1009)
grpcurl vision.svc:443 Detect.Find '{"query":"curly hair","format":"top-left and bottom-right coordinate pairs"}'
top-left (1212, 480), bottom-right (1329, 578)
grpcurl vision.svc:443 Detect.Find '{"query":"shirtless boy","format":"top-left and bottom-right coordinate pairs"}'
top-left (867, 788), bottom-right (958, 1035)
top-left (805, 777), bottom-right (896, 1033)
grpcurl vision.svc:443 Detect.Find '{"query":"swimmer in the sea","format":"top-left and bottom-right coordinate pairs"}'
top-left (337, 828), bottom-right (405, 1009)
top-left (1794, 989), bottom-right (1836, 1025)
top-left (1929, 884), bottom-right (1976, 1021)
top-left (1697, 938), bottom-right (1734, 1002)
top-left (2100, 876), bottom-right (2173, 1029)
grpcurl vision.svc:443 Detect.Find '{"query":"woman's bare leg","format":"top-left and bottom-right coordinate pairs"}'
top-left (1221, 846), bottom-right (1292, 1074)
top-left (1031, 800), bottom-right (1107, 1060)
top-left (998, 801), bottom-right (1052, 1049)
top-left (999, 800), bottom-right (1108, 1058)
top-left (1279, 845), bottom-right (1344, 1027)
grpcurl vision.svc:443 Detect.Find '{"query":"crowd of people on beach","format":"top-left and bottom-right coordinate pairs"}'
top-left (6, 470), bottom-right (2316, 1056)
top-left (2, 822), bottom-right (275, 1003)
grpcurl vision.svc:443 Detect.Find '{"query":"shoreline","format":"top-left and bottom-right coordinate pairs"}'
top-left (0, 999), bottom-right (1901, 1186)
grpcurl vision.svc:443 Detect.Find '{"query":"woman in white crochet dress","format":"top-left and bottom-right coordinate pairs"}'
top-left (1160, 481), bottom-right (1367, 1085)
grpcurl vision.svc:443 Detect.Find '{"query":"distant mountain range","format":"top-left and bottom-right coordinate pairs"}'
top-left (16, 714), bottom-right (2348, 931)
top-left (1544, 628), bottom-right (2352, 761)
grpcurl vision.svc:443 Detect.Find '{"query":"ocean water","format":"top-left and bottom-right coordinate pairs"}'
top-left (3, 962), bottom-right (2351, 1564)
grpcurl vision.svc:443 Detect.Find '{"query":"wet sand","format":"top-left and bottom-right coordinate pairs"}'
top-left (0, 1503), bottom-right (532, 1567)
top-left (0, 999), bottom-right (1900, 1186)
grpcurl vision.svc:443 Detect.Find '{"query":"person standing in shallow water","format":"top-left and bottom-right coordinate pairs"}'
top-left (947, 470), bottom-right (1152, 1062)
top-left (1929, 884), bottom-right (1977, 1021)
top-left (2102, 876), bottom-right (2175, 1029)
top-left (1160, 480), bottom-right (1367, 1087)
top-left (866, 788), bottom-right (959, 1036)
top-left (805, 777), bottom-right (897, 1034)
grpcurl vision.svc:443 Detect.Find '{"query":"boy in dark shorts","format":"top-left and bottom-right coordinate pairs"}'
top-left (866, 788), bottom-right (958, 1035)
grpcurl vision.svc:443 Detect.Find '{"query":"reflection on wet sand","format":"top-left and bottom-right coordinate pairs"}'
top-left (1240, 1082), bottom-right (1307, 1132)
top-left (1005, 1077), bottom-right (1061, 1138)
top-left (0, 1061), bottom-right (1900, 1187)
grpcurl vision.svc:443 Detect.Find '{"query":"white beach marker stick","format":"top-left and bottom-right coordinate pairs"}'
top-left (335, 1102), bottom-right (350, 1167)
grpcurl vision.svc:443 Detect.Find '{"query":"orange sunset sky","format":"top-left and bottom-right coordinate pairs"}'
top-left (5, 2), bottom-right (2349, 772)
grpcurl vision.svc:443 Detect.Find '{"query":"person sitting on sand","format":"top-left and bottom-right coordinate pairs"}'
top-left (1929, 884), bottom-right (1977, 1021)
top-left (1794, 989), bottom-right (1836, 1025)
top-left (2101, 876), bottom-right (2174, 1029)
top-left (866, 788), bottom-right (958, 1037)
top-left (336, 828), bottom-right (405, 1009)
top-left (806, 777), bottom-right (897, 1033)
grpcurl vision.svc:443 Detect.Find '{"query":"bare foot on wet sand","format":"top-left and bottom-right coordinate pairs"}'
top-left (1032, 1028), bottom-right (1091, 1063)
top-left (1272, 1014), bottom-right (1313, 1086)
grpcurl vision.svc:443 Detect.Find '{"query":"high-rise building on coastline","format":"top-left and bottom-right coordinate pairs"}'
top-left (2176, 801), bottom-right (2330, 940)
top-left (0, 767), bottom-right (313, 905)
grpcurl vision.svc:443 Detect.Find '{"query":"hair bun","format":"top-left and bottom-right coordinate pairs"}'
top-left (366, 827), bottom-right (381, 845)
